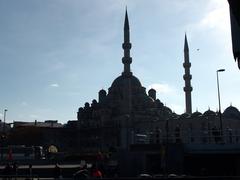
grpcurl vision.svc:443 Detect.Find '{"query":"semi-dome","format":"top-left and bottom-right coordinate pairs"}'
top-left (223, 105), bottom-right (240, 119)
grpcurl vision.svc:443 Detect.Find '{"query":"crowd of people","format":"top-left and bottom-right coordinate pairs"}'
top-left (73, 163), bottom-right (103, 179)
top-left (1, 162), bottom-right (104, 179)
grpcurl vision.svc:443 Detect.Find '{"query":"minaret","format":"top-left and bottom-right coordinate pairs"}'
top-left (122, 9), bottom-right (132, 77)
top-left (183, 34), bottom-right (192, 114)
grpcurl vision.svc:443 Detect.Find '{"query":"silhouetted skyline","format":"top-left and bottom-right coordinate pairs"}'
top-left (0, 0), bottom-right (238, 123)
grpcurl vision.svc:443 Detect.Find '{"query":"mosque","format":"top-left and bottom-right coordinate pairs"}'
top-left (1, 10), bottom-right (240, 177)
top-left (76, 10), bottom-right (240, 148)
top-left (75, 10), bottom-right (240, 176)
top-left (77, 10), bottom-right (175, 151)
top-left (1, 6), bottom-right (240, 176)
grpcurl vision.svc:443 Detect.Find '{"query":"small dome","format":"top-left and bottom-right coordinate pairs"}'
top-left (148, 88), bottom-right (156, 100)
top-left (91, 99), bottom-right (97, 107)
top-left (179, 113), bottom-right (190, 119)
top-left (148, 88), bottom-right (156, 93)
top-left (191, 111), bottom-right (202, 118)
top-left (223, 105), bottom-right (240, 119)
top-left (84, 102), bottom-right (90, 108)
top-left (203, 109), bottom-right (216, 116)
top-left (78, 107), bottom-right (84, 112)
top-left (99, 89), bottom-right (106, 94)
top-left (171, 112), bottom-right (179, 118)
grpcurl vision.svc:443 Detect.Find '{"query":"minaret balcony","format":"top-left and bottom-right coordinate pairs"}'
top-left (183, 74), bottom-right (192, 80)
top-left (183, 62), bottom-right (191, 68)
top-left (122, 57), bottom-right (132, 64)
top-left (184, 86), bottom-right (193, 92)
top-left (122, 43), bottom-right (132, 49)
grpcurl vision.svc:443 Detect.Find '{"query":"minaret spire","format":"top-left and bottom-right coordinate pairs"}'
top-left (183, 33), bottom-right (192, 114)
top-left (122, 9), bottom-right (132, 76)
top-left (184, 33), bottom-right (189, 53)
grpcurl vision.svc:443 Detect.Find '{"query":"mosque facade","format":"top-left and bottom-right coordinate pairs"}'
top-left (76, 11), bottom-right (240, 152)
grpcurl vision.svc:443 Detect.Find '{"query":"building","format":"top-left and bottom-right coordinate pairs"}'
top-left (3, 10), bottom-right (240, 177)
top-left (228, 0), bottom-right (240, 68)
top-left (75, 10), bottom-right (240, 176)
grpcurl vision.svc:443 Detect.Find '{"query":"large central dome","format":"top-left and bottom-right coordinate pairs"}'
top-left (108, 74), bottom-right (146, 98)
top-left (106, 74), bottom-right (153, 115)
top-left (111, 75), bottom-right (142, 89)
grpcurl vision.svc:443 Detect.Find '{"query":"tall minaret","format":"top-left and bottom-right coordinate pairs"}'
top-left (122, 10), bottom-right (133, 77)
top-left (183, 34), bottom-right (192, 114)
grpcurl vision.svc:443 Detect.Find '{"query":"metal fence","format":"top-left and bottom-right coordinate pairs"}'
top-left (134, 129), bottom-right (240, 145)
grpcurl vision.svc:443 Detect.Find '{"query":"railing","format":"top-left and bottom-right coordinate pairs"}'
top-left (0, 175), bottom-right (39, 179)
top-left (134, 129), bottom-right (240, 145)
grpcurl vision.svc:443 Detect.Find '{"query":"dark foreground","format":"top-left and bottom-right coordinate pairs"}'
top-left (1, 176), bottom-right (240, 180)
top-left (1, 164), bottom-right (240, 179)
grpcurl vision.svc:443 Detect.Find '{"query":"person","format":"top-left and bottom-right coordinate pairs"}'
top-left (73, 165), bottom-right (89, 179)
top-left (200, 167), bottom-right (207, 176)
top-left (53, 163), bottom-right (62, 179)
top-left (91, 164), bottom-right (102, 178)
top-left (3, 163), bottom-right (12, 179)
top-left (12, 162), bottom-right (18, 176)
top-left (29, 164), bottom-right (33, 178)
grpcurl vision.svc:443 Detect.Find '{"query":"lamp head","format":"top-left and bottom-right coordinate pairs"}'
top-left (217, 69), bottom-right (225, 72)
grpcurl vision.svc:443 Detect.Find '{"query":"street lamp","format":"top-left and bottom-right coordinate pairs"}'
top-left (216, 69), bottom-right (225, 136)
top-left (3, 109), bottom-right (7, 133)
top-left (1, 109), bottom-right (7, 160)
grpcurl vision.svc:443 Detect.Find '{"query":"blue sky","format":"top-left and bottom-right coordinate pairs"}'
top-left (0, 0), bottom-right (239, 123)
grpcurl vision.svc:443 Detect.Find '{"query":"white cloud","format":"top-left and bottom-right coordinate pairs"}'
top-left (50, 83), bottom-right (59, 87)
top-left (198, 0), bottom-right (229, 33)
top-left (147, 83), bottom-right (174, 94)
top-left (0, 113), bottom-right (3, 118)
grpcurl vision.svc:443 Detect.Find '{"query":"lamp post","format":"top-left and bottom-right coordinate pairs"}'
top-left (3, 109), bottom-right (7, 133)
top-left (165, 119), bottom-right (169, 176)
top-left (1, 109), bottom-right (7, 160)
top-left (216, 69), bottom-right (225, 136)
